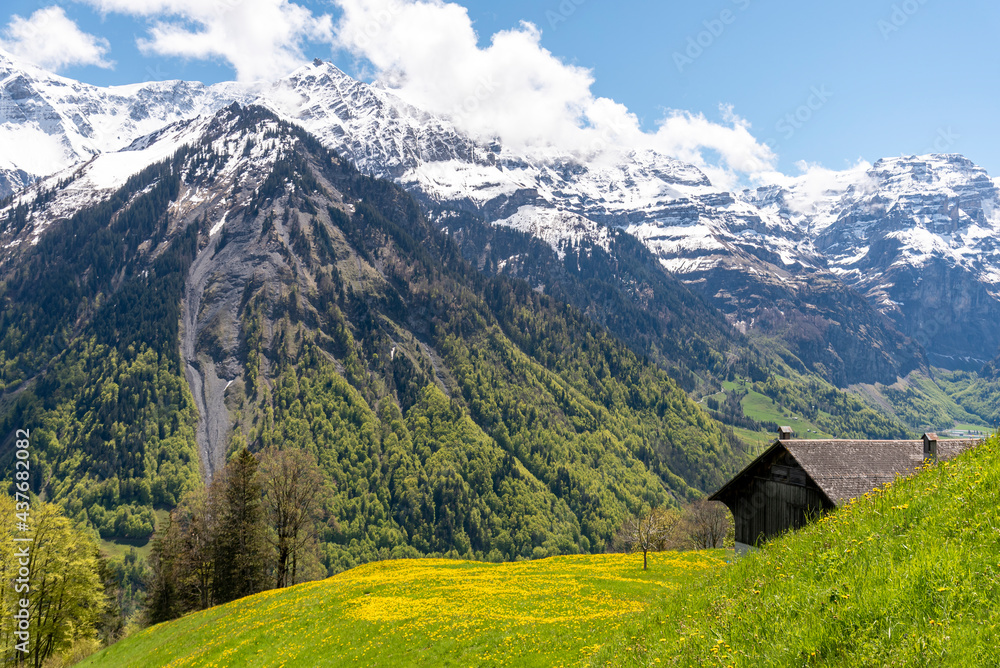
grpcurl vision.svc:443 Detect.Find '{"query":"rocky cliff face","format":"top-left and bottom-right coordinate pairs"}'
top-left (744, 155), bottom-right (1000, 370)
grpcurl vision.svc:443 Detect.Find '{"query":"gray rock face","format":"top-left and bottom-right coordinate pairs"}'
top-left (176, 113), bottom-right (322, 481)
top-left (755, 155), bottom-right (1000, 370)
top-left (615, 185), bottom-right (926, 385)
top-left (871, 260), bottom-right (1000, 368)
top-left (0, 103), bottom-right (330, 481)
top-left (0, 168), bottom-right (33, 199)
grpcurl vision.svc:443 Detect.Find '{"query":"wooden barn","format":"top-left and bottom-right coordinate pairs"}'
top-left (710, 429), bottom-right (981, 553)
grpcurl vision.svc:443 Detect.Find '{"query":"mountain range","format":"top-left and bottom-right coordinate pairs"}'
top-left (5, 50), bottom-right (1000, 384)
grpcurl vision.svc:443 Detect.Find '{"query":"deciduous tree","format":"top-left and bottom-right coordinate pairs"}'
top-left (259, 446), bottom-right (329, 589)
top-left (0, 499), bottom-right (103, 667)
top-left (616, 507), bottom-right (682, 570)
top-left (683, 499), bottom-right (732, 549)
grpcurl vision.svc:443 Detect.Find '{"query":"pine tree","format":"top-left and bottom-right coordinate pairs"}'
top-left (212, 449), bottom-right (268, 604)
top-left (147, 513), bottom-right (182, 624)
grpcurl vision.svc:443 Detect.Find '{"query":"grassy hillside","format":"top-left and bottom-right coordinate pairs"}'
top-left (597, 434), bottom-right (1000, 667)
top-left (80, 436), bottom-right (1000, 667)
top-left (934, 369), bottom-right (1000, 428)
top-left (701, 369), bottom-right (908, 444)
top-left (78, 551), bottom-right (726, 667)
top-left (850, 370), bottom-right (994, 433)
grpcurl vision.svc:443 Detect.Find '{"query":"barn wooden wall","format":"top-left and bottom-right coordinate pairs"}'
top-left (728, 477), bottom-right (830, 547)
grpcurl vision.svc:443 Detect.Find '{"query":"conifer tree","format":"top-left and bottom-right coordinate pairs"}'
top-left (147, 513), bottom-right (182, 624)
top-left (178, 487), bottom-right (218, 611)
top-left (212, 449), bottom-right (268, 604)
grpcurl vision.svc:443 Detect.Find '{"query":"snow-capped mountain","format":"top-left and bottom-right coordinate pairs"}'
top-left (3, 51), bottom-right (999, 381)
top-left (0, 47), bottom-right (253, 197)
top-left (741, 155), bottom-right (1000, 367)
top-left (256, 61), bottom-right (721, 261)
top-left (1, 55), bottom-right (725, 263)
top-left (744, 154), bottom-right (1000, 282)
top-left (2, 103), bottom-right (347, 477)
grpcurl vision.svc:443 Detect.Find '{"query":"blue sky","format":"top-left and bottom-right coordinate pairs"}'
top-left (3, 0), bottom-right (999, 178)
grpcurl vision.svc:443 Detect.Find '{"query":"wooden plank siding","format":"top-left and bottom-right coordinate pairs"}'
top-left (716, 444), bottom-right (833, 547)
top-left (731, 477), bottom-right (832, 547)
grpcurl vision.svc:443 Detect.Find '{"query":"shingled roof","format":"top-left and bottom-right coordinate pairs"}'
top-left (935, 439), bottom-right (978, 461)
top-left (712, 437), bottom-right (981, 507)
top-left (783, 440), bottom-right (924, 504)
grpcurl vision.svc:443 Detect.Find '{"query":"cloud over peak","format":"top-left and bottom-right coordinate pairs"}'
top-left (3, 0), bottom-right (781, 187)
top-left (79, 0), bottom-right (336, 82)
top-left (333, 0), bottom-right (777, 188)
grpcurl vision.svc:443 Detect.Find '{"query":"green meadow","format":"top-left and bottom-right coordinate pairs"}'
top-left (78, 552), bottom-right (726, 667)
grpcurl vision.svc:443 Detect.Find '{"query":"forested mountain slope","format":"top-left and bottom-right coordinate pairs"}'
top-left (0, 104), bottom-right (748, 568)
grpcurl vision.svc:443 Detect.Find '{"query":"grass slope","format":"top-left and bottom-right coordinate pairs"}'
top-left (81, 436), bottom-right (1000, 667)
top-left (98, 509), bottom-right (170, 560)
top-left (723, 380), bottom-right (833, 438)
top-left (79, 552), bottom-right (726, 667)
top-left (597, 434), bottom-right (1000, 667)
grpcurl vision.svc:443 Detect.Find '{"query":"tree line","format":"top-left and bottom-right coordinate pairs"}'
top-left (0, 444), bottom-right (329, 665)
top-left (148, 446), bottom-right (330, 623)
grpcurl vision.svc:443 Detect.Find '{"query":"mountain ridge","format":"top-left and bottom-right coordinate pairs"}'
top-left (1, 104), bottom-right (761, 561)
top-left (3, 52), bottom-right (999, 388)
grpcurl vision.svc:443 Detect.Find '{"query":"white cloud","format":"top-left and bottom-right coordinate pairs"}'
top-left (78, 0), bottom-right (335, 82)
top-left (772, 159), bottom-right (872, 193)
top-left (333, 0), bottom-right (778, 186)
top-left (0, 6), bottom-right (113, 71)
top-left (761, 159), bottom-right (873, 224)
top-left (335, 2), bottom-right (598, 150)
top-left (57, 0), bottom-right (780, 184)
top-left (651, 106), bottom-right (778, 190)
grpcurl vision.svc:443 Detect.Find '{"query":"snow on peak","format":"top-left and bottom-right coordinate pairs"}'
top-left (2, 105), bottom-right (307, 245)
top-left (0, 51), bottom-right (257, 197)
top-left (495, 206), bottom-right (613, 260)
top-left (3, 54), bottom-right (1000, 309)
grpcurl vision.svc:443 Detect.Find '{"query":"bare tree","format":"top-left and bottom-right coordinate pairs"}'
top-left (259, 447), bottom-right (329, 588)
top-left (616, 508), bottom-right (682, 570)
top-left (683, 499), bottom-right (732, 550)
